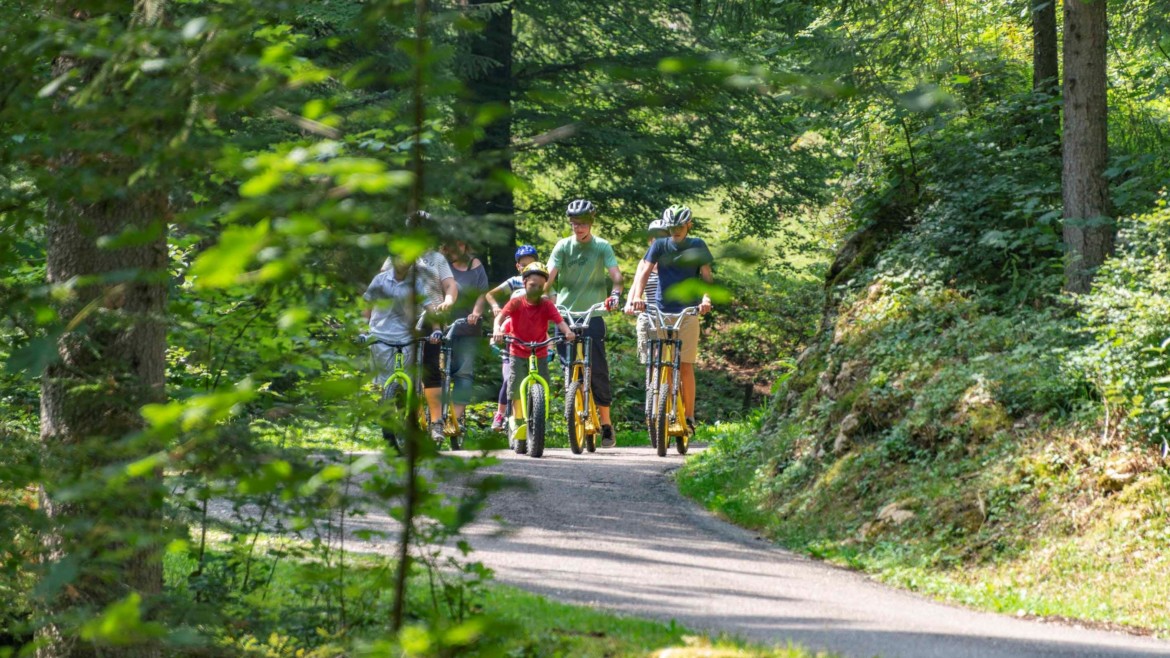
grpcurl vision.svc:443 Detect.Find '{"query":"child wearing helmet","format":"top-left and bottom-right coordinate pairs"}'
top-left (486, 245), bottom-right (539, 314)
top-left (492, 263), bottom-right (576, 441)
top-left (485, 245), bottom-right (541, 431)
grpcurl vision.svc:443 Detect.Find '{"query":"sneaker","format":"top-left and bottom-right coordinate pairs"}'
top-left (600, 425), bottom-right (615, 448)
top-left (457, 415), bottom-right (467, 436)
top-left (686, 417), bottom-right (696, 436)
top-left (491, 411), bottom-right (505, 432)
top-left (429, 421), bottom-right (445, 445)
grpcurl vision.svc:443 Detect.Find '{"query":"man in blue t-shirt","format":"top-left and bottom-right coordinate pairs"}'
top-left (625, 205), bottom-right (714, 433)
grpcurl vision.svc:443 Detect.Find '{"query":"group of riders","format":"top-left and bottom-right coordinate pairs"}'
top-left (363, 199), bottom-right (715, 449)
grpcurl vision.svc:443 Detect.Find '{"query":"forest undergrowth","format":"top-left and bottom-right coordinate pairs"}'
top-left (679, 90), bottom-right (1170, 635)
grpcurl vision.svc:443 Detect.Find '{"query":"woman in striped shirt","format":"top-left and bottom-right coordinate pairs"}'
top-left (631, 219), bottom-right (669, 364)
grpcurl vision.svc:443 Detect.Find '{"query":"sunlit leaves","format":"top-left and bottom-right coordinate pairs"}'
top-left (664, 279), bottom-right (731, 304)
top-left (79, 593), bottom-right (166, 645)
top-left (189, 220), bottom-right (271, 289)
top-left (141, 378), bottom-right (259, 437)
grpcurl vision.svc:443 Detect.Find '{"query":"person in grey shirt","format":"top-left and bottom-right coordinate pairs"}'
top-left (382, 210), bottom-right (458, 443)
top-left (364, 255), bottom-right (431, 385)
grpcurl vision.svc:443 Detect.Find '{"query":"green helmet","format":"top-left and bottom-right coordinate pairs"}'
top-left (661, 205), bottom-right (693, 227)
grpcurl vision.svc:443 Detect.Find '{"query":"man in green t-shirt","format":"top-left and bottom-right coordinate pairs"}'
top-left (545, 199), bottom-right (624, 447)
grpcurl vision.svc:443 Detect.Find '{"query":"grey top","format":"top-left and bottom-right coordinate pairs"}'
top-left (449, 259), bottom-right (489, 337)
top-left (382, 250), bottom-right (453, 307)
top-left (364, 269), bottom-right (427, 344)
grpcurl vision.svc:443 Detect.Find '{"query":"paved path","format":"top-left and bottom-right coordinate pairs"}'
top-left (433, 446), bottom-right (1170, 658)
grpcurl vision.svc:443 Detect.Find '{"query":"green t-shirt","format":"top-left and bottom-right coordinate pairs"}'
top-left (548, 235), bottom-right (619, 312)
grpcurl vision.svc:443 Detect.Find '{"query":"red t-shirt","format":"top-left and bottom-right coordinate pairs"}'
top-left (501, 296), bottom-right (563, 357)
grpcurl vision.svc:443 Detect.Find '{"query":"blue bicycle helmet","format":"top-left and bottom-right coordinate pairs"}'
top-left (514, 245), bottom-right (538, 261)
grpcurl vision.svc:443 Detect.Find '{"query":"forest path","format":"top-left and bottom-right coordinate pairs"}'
top-left (394, 445), bottom-right (1170, 658)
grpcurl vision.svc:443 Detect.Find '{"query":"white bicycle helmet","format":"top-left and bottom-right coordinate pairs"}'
top-left (566, 199), bottom-right (596, 218)
top-left (661, 204), bottom-right (692, 227)
top-left (647, 218), bottom-right (670, 236)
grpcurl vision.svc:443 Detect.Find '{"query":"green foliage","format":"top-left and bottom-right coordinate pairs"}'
top-left (1075, 204), bottom-right (1170, 448)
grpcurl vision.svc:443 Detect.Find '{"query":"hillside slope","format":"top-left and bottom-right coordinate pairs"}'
top-left (679, 187), bottom-right (1170, 634)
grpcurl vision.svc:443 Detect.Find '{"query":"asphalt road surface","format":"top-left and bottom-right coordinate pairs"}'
top-left (418, 445), bottom-right (1170, 658)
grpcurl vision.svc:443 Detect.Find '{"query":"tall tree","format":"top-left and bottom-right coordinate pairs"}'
top-left (462, 0), bottom-right (515, 281)
top-left (1032, 0), bottom-right (1059, 91)
top-left (19, 1), bottom-right (174, 654)
top-left (1062, 0), bottom-right (1113, 293)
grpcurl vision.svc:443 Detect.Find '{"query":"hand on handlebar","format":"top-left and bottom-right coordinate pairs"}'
top-left (428, 329), bottom-right (443, 344)
top-left (699, 298), bottom-right (712, 315)
top-left (625, 299), bottom-right (646, 314)
top-left (467, 310), bottom-right (482, 325)
top-left (563, 329), bottom-right (577, 343)
top-left (604, 293), bottom-right (620, 311)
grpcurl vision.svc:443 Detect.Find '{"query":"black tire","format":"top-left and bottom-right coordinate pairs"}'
top-left (527, 385), bottom-right (546, 458)
top-left (645, 363), bottom-right (658, 449)
top-left (654, 373), bottom-right (671, 458)
top-left (449, 428), bottom-right (463, 452)
top-left (675, 390), bottom-right (689, 455)
top-left (380, 380), bottom-right (410, 454)
top-left (565, 381), bottom-right (585, 455)
top-left (585, 431), bottom-right (596, 453)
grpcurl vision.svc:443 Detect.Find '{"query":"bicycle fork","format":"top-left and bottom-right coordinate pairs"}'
top-left (576, 334), bottom-right (599, 433)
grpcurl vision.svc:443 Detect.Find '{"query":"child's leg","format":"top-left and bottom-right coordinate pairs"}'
top-left (496, 358), bottom-right (510, 414)
top-left (508, 356), bottom-right (528, 420)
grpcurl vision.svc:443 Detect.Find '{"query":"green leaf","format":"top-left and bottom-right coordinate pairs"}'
top-left (664, 280), bottom-right (731, 304)
top-left (6, 334), bottom-right (61, 378)
top-left (239, 169), bottom-right (284, 198)
top-left (190, 220), bottom-right (270, 289)
top-left (80, 593), bottom-right (166, 645)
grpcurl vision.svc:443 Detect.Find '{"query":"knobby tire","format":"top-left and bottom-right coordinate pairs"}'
top-left (566, 380), bottom-right (585, 455)
top-left (528, 385), bottom-right (546, 458)
top-left (655, 370), bottom-right (671, 457)
top-left (674, 388), bottom-right (688, 455)
top-left (380, 380), bottom-right (410, 455)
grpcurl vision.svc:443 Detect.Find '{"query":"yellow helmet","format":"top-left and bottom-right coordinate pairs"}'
top-left (521, 261), bottom-right (549, 280)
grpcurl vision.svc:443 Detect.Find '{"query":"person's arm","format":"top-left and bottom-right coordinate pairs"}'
top-left (555, 319), bottom-right (576, 344)
top-left (492, 300), bottom-right (512, 343)
top-left (698, 263), bottom-right (714, 314)
top-left (467, 261), bottom-right (489, 325)
top-left (361, 274), bottom-right (384, 321)
top-left (485, 280), bottom-right (511, 315)
top-left (544, 266), bottom-right (559, 294)
top-left (544, 240), bottom-right (562, 294)
top-left (437, 275), bottom-right (457, 312)
top-left (605, 265), bottom-right (623, 310)
top-left (624, 259), bottom-right (653, 313)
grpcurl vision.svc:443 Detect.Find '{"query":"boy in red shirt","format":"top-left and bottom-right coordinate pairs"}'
top-left (493, 262), bottom-right (576, 441)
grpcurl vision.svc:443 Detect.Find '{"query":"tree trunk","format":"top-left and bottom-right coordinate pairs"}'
top-left (39, 181), bottom-right (169, 658)
top-left (37, 2), bottom-right (169, 656)
top-left (464, 0), bottom-right (515, 282)
top-left (1062, 0), bottom-right (1112, 294)
top-left (1032, 0), bottom-right (1059, 92)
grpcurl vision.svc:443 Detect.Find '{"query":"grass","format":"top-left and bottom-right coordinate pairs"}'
top-left (676, 415), bottom-right (1170, 637)
top-left (253, 394), bottom-right (656, 457)
top-left (161, 542), bottom-right (832, 657)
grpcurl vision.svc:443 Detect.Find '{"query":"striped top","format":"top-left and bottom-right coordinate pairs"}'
top-left (627, 271), bottom-right (660, 309)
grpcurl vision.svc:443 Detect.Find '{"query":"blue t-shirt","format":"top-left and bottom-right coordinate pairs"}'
top-left (643, 237), bottom-right (714, 313)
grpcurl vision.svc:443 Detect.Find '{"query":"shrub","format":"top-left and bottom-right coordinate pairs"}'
top-left (1076, 203), bottom-right (1170, 447)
